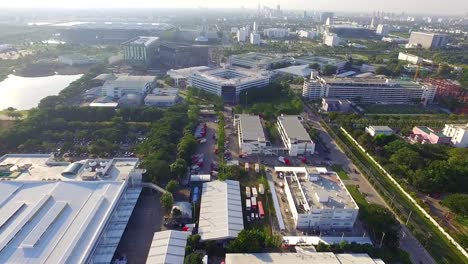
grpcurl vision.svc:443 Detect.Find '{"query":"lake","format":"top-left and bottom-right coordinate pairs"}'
top-left (0, 74), bottom-right (83, 110)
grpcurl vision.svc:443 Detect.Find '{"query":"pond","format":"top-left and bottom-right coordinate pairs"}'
top-left (0, 74), bottom-right (82, 110)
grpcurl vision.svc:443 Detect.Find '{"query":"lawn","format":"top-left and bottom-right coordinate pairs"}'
top-left (331, 164), bottom-right (351, 180)
top-left (346, 185), bottom-right (368, 206)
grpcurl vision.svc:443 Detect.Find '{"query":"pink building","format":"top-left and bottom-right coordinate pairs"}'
top-left (410, 126), bottom-right (451, 145)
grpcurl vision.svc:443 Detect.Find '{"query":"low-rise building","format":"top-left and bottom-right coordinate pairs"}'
top-left (144, 94), bottom-right (178, 107)
top-left (234, 114), bottom-right (268, 155)
top-left (225, 253), bottom-right (385, 264)
top-left (188, 67), bottom-right (271, 103)
top-left (158, 42), bottom-right (210, 69)
top-left (321, 98), bottom-right (352, 112)
top-left (0, 154), bottom-right (144, 264)
top-left (117, 93), bottom-right (144, 107)
top-left (293, 56), bottom-right (347, 71)
top-left (442, 123), bottom-right (468, 147)
top-left (277, 115), bottom-right (315, 156)
top-left (274, 65), bottom-right (316, 77)
top-left (398, 52), bottom-right (423, 65)
top-left (365, 126), bottom-right (394, 137)
top-left (275, 167), bottom-right (359, 230)
top-left (167, 66), bottom-right (211, 87)
top-left (102, 75), bottom-right (156, 99)
top-left (58, 54), bottom-right (98, 65)
top-left (146, 230), bottom-right (189, 264)
top-left (198, 180), bottom-right (243, 241)
top-left (408, 32), bottom-right (448, 49)
top-left (229, 52), bottom-right (288, 70)
top-left (409, 126), bottom-right (451, 145)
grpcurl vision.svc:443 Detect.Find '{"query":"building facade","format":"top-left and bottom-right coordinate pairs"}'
top-left (264, 28), bottom-right (289, 38)
top-left (250, 32), bottom-right (261, 45)
top-left (376, 24), bottom-right (391, 36)
top-left (277, 115), bottom-right (315, 156)
top-left (302, 77), bottom-right (437, 104)
top-left (408, 32), bottom-right (448, 49)
top-left (102, 76), bottom-right (156, 99)
top-left (234, 114), bottom-right (268, 155)
top-left (365, 126), bottom-right (394, 137)
top-left (443, 123), bottom-right (468, 147)
top-left (121, 36), bottom-right (159, 67)
top-left (323, 33), bottom-right (340, 47)
top-left (158, 43), bottom-right (210, 69)
top-left (398, 52), bottom-right (423, 64)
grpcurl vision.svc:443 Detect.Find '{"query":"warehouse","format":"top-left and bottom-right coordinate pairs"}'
top-left (146, 230), bottom-right (189, 264)
top-left (277, 115), bottom-right (315, 156)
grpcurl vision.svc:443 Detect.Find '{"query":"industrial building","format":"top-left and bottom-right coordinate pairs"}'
top-left (0, 154), bottom-right (144, 264)
top-left (225, 253), bottom-right (385, 264)
top-left (442, 123), bottom-right (468, 148)
top-left (102, 75), bottom-right (156, 99)
top-left (189, 67), bottom-right (271, 103)
top-left (328, 25), bottom-right (376, 39)
top-left (229, 52), bottom-right (288, 70)
top-left (274, 167), bottom-right (359, 230)
top-left (277, 115), bottom-right (315, 156)
top-left (121, 36), bottom-right (159, 67)
top-left (302, 77), bottom-right (437, 104)
top-left (234, 114), bottom-right (268, 155)
top-left (365, 126), bottom-right (394, 137)
top-left (146, 230), bottom-right (189, 264)
top-left (198, 180), bottom-right (243, 241)
top-left (321, 98), bottom-right (352, 112)
top-left (408, 32), bottom-right (448, 49)
top-left (274, 65), bottom-right (316, 77)
top-left (293, 56), bottom-right (347, 71)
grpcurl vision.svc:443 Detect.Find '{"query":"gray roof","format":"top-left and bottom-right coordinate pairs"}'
top-left (225, 253), bottom-right (384, 264)
top-left (146, 230), bottom-right (189, 264)
top-left (238, 114), bottom-right (266, 142)
top-left (368, 126), bottom-right (393, 132)
top-left (277, 115), bottom-right (312, 142)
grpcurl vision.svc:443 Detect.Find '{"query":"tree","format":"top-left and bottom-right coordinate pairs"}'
top-left (166, 180), bottom-right (178, 193)
top-left (309, 63), bottom-right (320, 70)
top-left (442, 194), bottom-right (468, 216)
top-left (141, 155), bottom-right (171, 183)
top-left (170, 159), bottom-right (187, 180)
top-left (227, 229), bottom-right (267, 253)
top-left (161, 192), bottom-right (174, 212)
top-left (322, 65), bottom-right (337, 76)
top-left (375, 66), bottom-right (392, 76)
top-left (437, 63), bottom-right (452, 77)
top-left (360, 204), bottom-right (400, 249)
top-left (184, 251), bottom-right (204, 264)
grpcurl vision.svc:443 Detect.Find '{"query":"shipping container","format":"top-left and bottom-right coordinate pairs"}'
top-left (258, 201), bottom-right (265, 219)
top-left (252, 187), bottom-right (258, 197)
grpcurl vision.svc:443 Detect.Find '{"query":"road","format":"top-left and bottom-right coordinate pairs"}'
top-left (303, 104), bottom-right (436, 264)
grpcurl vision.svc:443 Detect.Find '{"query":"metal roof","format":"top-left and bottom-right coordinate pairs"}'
top-left (237, 114), bottom-right (266, 142)
top-left (146, 230), bottom-right (189, 264)
top-left (277, 115), bottom-right (312, 142)
top-left (198, 180), bottom-right (244, 241)
top-left (225, 253), bottom-right (384, 264)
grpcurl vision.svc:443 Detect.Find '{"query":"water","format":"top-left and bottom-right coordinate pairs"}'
top-left (0, 74), bottom-right (83, 110)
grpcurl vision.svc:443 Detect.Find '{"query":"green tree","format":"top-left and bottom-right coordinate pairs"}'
top-left (227, 229), bottom-right (267, 253)
top-left (161, 192), bottom-right (174, 212)
top-left (184, 251), bottom-right (204, 264)
top-left (322, 65), bottom-right (337, 76)
top-left (170, 158), bottom-right (187, 181)
top-left (309, 63), bottom-right (320, 70)
top-left (166, 180), bottom-right (178, 193)
top-left (442, 194), bottom-right (468, 216)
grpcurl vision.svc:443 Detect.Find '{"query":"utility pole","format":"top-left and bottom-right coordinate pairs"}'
top-left (406, 210), bottom-right (412, 225)
top-left (379, 232), bottom-right (386, 248)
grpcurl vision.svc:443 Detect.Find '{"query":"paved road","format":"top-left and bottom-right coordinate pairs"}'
top-left (303, 105), bottom-right (436, 264)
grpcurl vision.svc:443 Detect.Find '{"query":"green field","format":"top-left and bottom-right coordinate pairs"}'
top-left (346, 185), bottom-right (368, 205)
top-left (331, 164), bottom-right (351, 180)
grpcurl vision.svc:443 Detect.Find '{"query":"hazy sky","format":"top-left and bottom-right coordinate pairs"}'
top-left (1, 0), bottom-right (467, 15)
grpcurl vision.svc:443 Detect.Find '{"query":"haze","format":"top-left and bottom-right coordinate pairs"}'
top-left (1, 0), bottom-right (467, 15)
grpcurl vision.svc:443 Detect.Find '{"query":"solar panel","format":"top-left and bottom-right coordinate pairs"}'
top-left (21, 201), bottom-right (67, 248)
top-left (0, 202), bottom-right (25, 230)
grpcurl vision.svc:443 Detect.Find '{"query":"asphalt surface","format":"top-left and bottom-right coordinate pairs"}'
top-left (303, 105), bottom-right (436, 264)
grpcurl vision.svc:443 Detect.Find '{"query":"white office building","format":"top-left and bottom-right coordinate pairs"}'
top-left (237, 28), bottom-right (247, 42)
top-left (189, 67), bottom-right (271, 103)
top-left (275, 167), bottom-right (359, 230)
top-left (250, 32), bottom-right (261, 45)
top-left (102, 75), bottom-right (156, 99)
top-left (323, 33), bottom-right (340, 47)
top-left (298, 30), bottom-right (318, 39)
top-left (264, 28), bottom-right (289, 39)
top-left (443, 123), bottom-right (468, 148)
top-left (0, 154), bottom-right (144, 264)
top-left (234, 114), bottom-right (268, 155)
top-left (376, 24), bottom-right (391, 36)
top-left (198, 180), bottom-right (243, 241)
top-left (277, 115), bottom-right (315, 156)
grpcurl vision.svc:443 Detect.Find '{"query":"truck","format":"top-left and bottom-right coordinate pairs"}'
top-left (258, 201), bottom-right (265, 219)
top-left (252, 187), bottom-right (258, 197)
top-left (254, 163), bottom-right (260, 173)
top-left (246, 186), bottom-right (251, 198)
top-left (246, 199), bottom-right (251, 211)
top-left (258, 184), bottom-right (265, 195)
top-left (251, 197), bottom-right (257, 208)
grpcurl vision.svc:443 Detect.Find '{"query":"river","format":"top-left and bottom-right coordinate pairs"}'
top-left (0, 74), bottom-right (83, 110)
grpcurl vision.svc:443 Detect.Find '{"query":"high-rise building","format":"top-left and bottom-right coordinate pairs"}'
top-left (237, 28), bottom-right (247, 42)
top-left (376, 24), bottom-right (391, 36)
top-left (253, 21), bottom-right (258, 31)
top-left (250, 32), bottom-right (261, 45)
top-left (264, 28), bottom-right (289, 39)
top-left (408, 32), bottom-right (448, 49)
top-left (323, 33), bottom-right (340, 47)
top-left (320, 12), bottom-right (334, 24)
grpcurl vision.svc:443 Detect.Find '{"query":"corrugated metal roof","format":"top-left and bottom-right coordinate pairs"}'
top-left (146, 230), bottom-right (189, 264)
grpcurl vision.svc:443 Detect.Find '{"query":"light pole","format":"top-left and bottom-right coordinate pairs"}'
top-left (406, 210), bottom-right (412, 225)
top-left (379, 232), bottom-right (386, 248)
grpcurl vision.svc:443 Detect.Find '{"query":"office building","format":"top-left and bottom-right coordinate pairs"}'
top-left (158, 43), bottom-right (210, 69)
top-left (189, 67), bottom-right (271, 103)
top-left (146, 230), bottom-right (189, 264)
top-left (408, 32), bottom-right (448, 49)
top-left (0, 154), bottom-right (144, 264)
top-left (409, 126), bottom-right (451, 145)
top-left (442, 123), bottom-right (468, 147)
top-left (229, 52), bottom-right (288, 70)
top-left (167, 66), bottom-right (211, 87)
top-left (277, 115), bottom-right (315, 156)
top-left (226, 253), bottom-right (385, 264)
top-left (323, 33), bottom-right (340, 47)
top-left (237, 28), bottom-right (247, 42)
top-left (298, 30), bottom-right (318, 39)
top-left (302, 77), bottom-right (437, 104)
top-left (398, 52), bottom-right (423, 64)
top-left (264, 28), bottom-right (289, 38)
top-left (274, 167), bottom-right (359, 230)
top-left (294, 56), bottom-right (347, 71)
top-left (121, 36), bottom-right (159, 67)
top-left (321, 98), bottom-right (352, 112)
top-left (234, 114), bottom-right (268, 155)
top-left (102, 75), bottom-right (156, 98)
top-left (376, 24), bottom-right (391, 36)
top-left (365, 126), bottom-right (394, 137)
top-left (198, 180), bottom-right (243, 241)
top-left (320, 12), bottom-right (334, 24)
top-left (253, 21), bottom-right (258, 31)
top-left (274, 65), bottom-right (316, 78)
top-left (250, 32), bottom-right (261, 45)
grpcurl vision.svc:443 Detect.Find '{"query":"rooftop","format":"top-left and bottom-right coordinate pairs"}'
top-left (230, 52), bottom-right (286, 65)
top-left (294, 56), bottom-right (346, 66)
top-left (275, 167), bottom-right (358, 213)
top-left (277, 115), bottom-right (313, 143)
top-left (236, 114), bottom-right (266, 143)
top-left (167, 66), bottom-right (212, 79)
top-left (225, 253), bottom-right (384, 264)
top-left (146, 230), bottom-right (189, 264)
top-left (198, 180), bottom-right (243, 241)
top-left (320, 77), bottom-right (431, 89)
top-left (123, 36), bottom-right (159, 46)
top-left (274, 65), bottom-right (315, 77)
top-left (192, 67), bottom-right (271, 86)
top-left (368, 126), bottom-right (393, 132)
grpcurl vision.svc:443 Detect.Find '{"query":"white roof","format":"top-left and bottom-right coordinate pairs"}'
top-left (103, 75), bottom-right (155, 89)
top-left (198, 180), bottom-right (244, 241)
top-left (277, 115), bottom-right (312, 142)
top-left (146, 230), bottom-right (189, 264)
top-left (225, 253), bottom-right (384, 264)
top-left (167, 66), bottom-right (212, 79)
top-left (274, 65), bottom-right (314, 77)
top-left (237, 114), bottom-right (266, 142)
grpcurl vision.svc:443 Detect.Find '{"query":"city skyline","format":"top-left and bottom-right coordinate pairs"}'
top-left (0, 0), bottom-right (467, 15)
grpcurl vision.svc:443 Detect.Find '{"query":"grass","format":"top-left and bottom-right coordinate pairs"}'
top-left (346, 185), bottom-right (368, 205)
top-left (331, 164), bottom-right (351, 180)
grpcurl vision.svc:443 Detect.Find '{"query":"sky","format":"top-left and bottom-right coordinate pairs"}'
top-left (0, 0), bottom-right (467, 15)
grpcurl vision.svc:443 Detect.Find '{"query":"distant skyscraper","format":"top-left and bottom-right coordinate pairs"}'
top-left (325, 17), bottom-right (332, 26)
top-left (253, 21), bottom-right (258, 31)
top-left (303, 10), bottom-right (307, 18)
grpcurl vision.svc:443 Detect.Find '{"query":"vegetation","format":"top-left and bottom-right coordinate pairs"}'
top-left (165, 180), bottom-right (179, 194)
top-left (331, 165), bottom-right (350, 180)
top-left (226, 229), bottom-right (280, 253)
top-left (442, 194), bottom-right (468, 216)
top-left (160, 192), bottom-right (174, 212)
